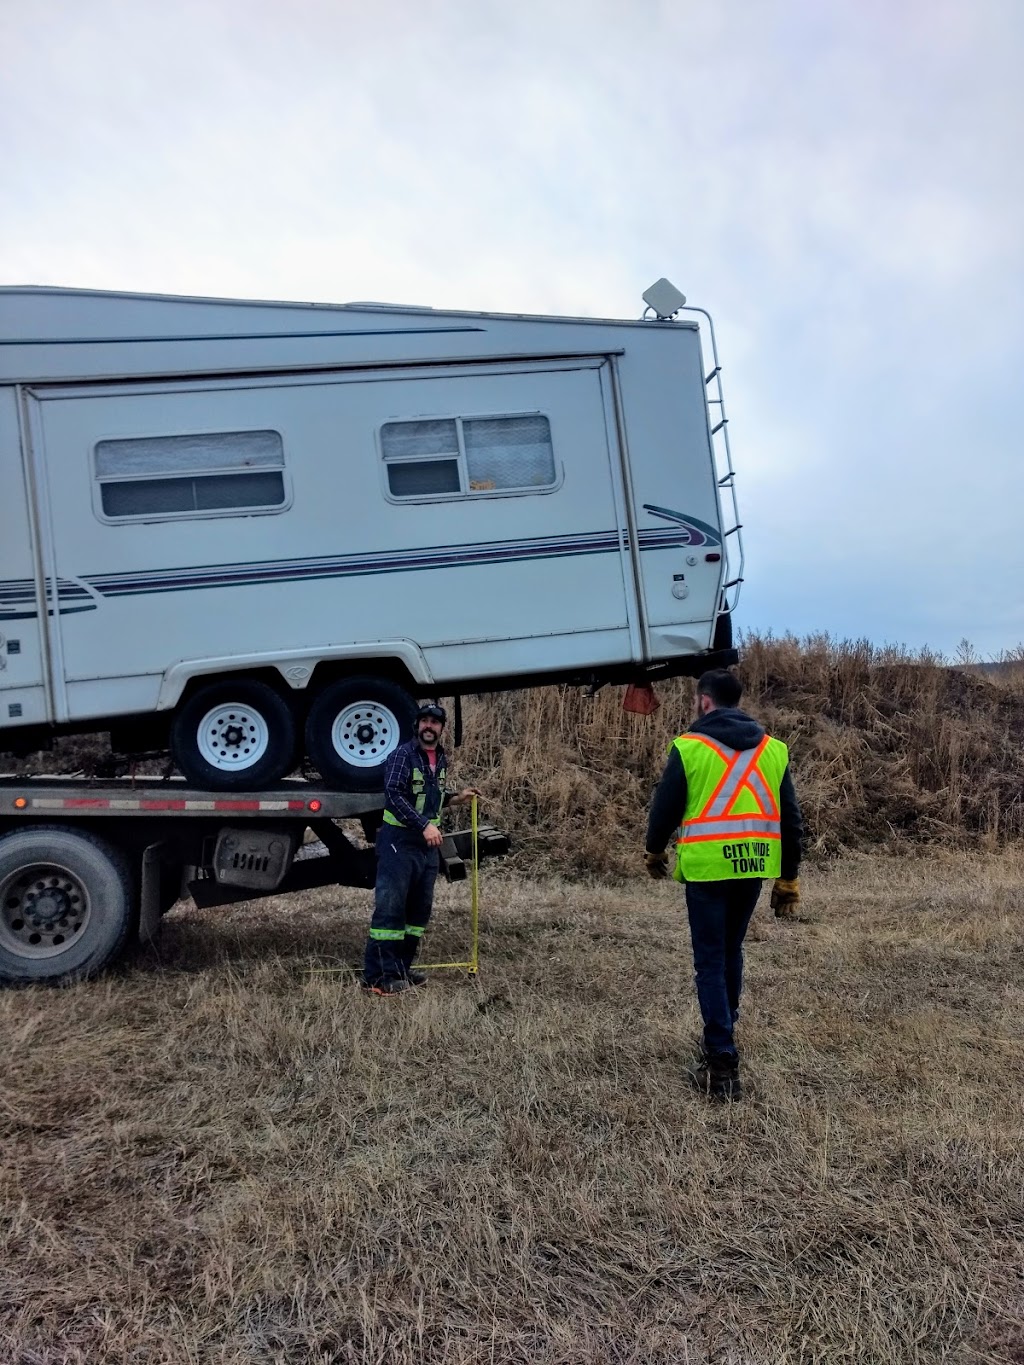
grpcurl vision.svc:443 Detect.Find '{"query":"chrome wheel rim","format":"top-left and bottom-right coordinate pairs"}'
top-left (331, 701), bottom-right (401, 768)
top-left (197, 703), bottom-right (270, 772)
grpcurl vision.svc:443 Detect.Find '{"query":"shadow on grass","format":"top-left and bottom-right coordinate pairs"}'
top-left (123, 902), bottom-right (369, 981)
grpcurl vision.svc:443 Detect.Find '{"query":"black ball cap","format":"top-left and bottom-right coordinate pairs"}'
top-left (417, 702), bottom-right (447, 724)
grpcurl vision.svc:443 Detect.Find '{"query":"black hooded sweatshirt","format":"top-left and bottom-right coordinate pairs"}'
top-left (645, 706), bottom-right (804, 881)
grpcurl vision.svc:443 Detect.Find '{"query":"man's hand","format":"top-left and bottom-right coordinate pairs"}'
top-left (770, 877), bottom-right (801, 917)
top-left (644, 850), bottom-right (670, 880)
top-left (423, 823), bottom-right (444, 848)
top-left (448, 787), bottom-right (482, 807)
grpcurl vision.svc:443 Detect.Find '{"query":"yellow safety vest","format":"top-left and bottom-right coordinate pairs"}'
top-left (671, 732), bottom-right (788, 882)
top-left (382, 761), bottom-right (447, 827)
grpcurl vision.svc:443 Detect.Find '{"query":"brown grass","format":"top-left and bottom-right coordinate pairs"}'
top-left (2, 853), bottom-right (1023, 1363)
top-left (3, 637), bottom-right (1024, 1360)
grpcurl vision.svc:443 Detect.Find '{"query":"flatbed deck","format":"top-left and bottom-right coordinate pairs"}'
top-left (0, 775), bottom-right (384, 820)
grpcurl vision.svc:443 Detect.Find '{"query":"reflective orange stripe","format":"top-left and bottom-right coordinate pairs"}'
top-left (703, 739), bottom-right (769, 819)
top-left (685, 737), bottom-right (772, 828)
top-left (683, 734), bottom-right (741, 815)
top-left (685, 737), bottom-right (748, 819)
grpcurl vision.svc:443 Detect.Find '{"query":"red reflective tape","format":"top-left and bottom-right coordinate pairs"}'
top-left (213, 800), bottom-right (261, 811)
top-left (287, 800), bottom-right (306, 811)
top-left (141, 799), bottom-right (186, 811)
top-left (63, 798), bottom-right (110, 808)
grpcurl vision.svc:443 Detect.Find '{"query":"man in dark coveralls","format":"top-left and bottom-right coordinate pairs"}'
top-left (363, 701), bottom-right (480, 996)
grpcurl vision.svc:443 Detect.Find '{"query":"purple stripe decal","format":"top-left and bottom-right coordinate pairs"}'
top-left (5, 520), bottom-right (721, 616)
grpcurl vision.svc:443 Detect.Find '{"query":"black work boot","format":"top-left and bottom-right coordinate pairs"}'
top-left (400, 934), bottom-right (428, 986)
top-left (688, 1051), bottom-right (743, 1102)
top-left (694, 1029), bottom-right (741, 1067)
top-left (362, 976), bottom-right (413, 997)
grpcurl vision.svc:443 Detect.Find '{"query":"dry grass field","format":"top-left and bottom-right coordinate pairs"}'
top-left (3, 851), bottom-right (1023, 1364)
top-left (3, 637), bottom-right (1024, 1361)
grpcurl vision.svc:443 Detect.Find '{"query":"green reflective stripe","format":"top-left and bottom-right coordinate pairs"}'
top-left (369, 927), bottom-right (406, 941)
top-left (405, 925), bottom-right (426, 938)
top-left (384, 758), bottom-right (447, 827)
top-left (382, 811), bottom-right (439, 827)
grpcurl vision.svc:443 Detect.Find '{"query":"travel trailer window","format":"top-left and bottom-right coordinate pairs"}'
top-left (94, 430), bottom-right (287, 521)
top-left (381, 414), bottom-right (555, 500)
top-left (464, 416), bottom-right (555, 490)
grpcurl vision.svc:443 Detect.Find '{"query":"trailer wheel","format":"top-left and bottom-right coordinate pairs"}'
top-left (305, 676), bottom-right (417, 790)
top-left (171, 679), bottom-right (297, 789)
top-left (0, 827), bottom-right (134, 985)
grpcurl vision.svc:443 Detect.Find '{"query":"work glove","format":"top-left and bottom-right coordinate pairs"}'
top-left (770, 877), bottom-right (801, 917)
top-left (644, 850), bottom-right (670, 880)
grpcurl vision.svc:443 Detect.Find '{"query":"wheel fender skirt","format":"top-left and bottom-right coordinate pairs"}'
top-left (155, 641), bottom-right (434, 710)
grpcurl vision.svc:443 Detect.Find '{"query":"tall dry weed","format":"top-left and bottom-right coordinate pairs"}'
top-left (454, 634), bottom-right (1024, 875)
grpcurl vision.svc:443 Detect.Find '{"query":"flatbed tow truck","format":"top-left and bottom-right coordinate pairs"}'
top-left (0, 775), bottom-right (509, 985)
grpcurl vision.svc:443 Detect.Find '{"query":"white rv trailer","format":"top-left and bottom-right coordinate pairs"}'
top-left (0, 281), bottom-right (742, 790)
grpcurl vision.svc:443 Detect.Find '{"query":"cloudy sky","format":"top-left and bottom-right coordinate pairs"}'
top-left (3, 0), bottom-right (1022, 656)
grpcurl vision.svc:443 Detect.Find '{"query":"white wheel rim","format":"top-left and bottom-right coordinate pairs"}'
top-left (197, 703), bottom-right (271, 771)
top-left (0, 861), bottom-right (92, 960)
top-left (331, 701), bottom-right (401, 768)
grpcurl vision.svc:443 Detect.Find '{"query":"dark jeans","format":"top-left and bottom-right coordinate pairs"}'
top-left (363, 826), bottom-right (439, 985)
top-left (685, 878), bottom-right (763, 1057)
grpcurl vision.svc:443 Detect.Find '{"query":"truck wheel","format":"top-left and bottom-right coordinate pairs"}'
top-left (171, 679), bottom-right (297, 789)
top-left (305, 676), bottom-right (417, 790)
top-left (0, 827), bottom-right (134, 985)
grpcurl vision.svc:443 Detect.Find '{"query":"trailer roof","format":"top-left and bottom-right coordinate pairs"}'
top-left (0, 284), bottom-right (702, 385)
top-left (0, 284), bottom-right (698, 336)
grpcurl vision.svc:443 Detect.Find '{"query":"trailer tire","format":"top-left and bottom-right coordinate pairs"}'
top-left (0, 827), bottom-right (134, 985)
top-left (171, 679), bottom-right (297, 790)
top-left (305, 676), bottom-right (417, 790)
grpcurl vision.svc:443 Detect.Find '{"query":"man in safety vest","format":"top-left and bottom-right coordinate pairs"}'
top-left (644, 669), bottom-right (804, 1100)
top-left (363, 702), bottom-right (481, 996)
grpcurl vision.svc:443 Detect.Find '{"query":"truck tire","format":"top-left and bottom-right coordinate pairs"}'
top-left (171, 679), bottom-right (297, 790)
top-left (0, 826), bottom-right (134, 985)
top-left (305, 676), bottom-right (417, 790)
